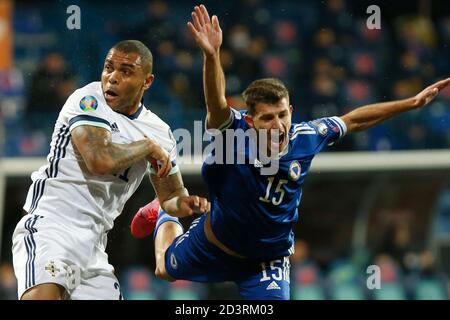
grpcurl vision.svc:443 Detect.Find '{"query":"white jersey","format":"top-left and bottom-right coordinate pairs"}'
top-left (23, 81), bottom-right (178, 233)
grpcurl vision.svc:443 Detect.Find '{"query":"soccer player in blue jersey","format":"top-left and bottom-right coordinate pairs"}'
top-left (131, 5), bottom-right (450, 299)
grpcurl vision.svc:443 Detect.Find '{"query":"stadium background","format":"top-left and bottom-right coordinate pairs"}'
top-left (1, 0), bottom-right (450, 299)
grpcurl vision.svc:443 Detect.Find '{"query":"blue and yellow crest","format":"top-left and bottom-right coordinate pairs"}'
top-left (79, 95), bottom-right (98, 112)
top-left (289, 160), bottom-right (301, 181)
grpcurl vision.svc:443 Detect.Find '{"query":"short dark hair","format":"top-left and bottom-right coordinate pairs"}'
top-left (110, 40), bottom-right (153, 74)
top-left (242, 78), bottom-right (289, 115)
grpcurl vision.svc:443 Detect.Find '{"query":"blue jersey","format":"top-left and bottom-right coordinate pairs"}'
top-left (201, 108), bottom-right (347, 261)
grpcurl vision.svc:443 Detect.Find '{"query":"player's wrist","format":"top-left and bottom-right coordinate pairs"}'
top-left (409, 96), bottom-right (424, 109)
top-left (203, 49), bottom-right (220, 59)
top-left (146, 138), bottom-right (158, 155)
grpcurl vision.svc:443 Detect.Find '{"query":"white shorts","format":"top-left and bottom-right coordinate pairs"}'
top-left (12, 213), bottom-right (123, 300)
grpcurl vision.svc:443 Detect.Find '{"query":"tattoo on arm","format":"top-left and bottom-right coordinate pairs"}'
top-left (150, 171), bottom-right (188, 204)
top-left (71, 125), bottom-right (151, 174)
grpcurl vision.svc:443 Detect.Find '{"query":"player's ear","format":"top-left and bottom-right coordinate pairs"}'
top-left (143, 74), bottom-right (155, 90)
top-left (244, 114), bottom-right (254, 128)
top-left (289, 104), bottom-right (293, 113)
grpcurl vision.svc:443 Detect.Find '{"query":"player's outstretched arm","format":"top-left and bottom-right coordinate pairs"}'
top-left (187, 4), bottom-right (229, 130)
top-left (71, 125), bottom-right (171, 177)
top-left (150, 171), bottom-right (210, 217)
top-left (341, 77), bottom-right (450, 134)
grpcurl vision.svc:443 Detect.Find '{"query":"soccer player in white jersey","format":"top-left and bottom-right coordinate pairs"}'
top-left (11, 40), bottom-right (209, 300)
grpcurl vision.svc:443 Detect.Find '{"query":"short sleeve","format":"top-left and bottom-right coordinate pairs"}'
top-left (290, 116), bottom-right (347, 155)
top-left (64, 92), bottom-right (112, 133)
top-left (307, 116), bottom-right (347, 146)
top-left (205, 108), bottom-right (248, 135)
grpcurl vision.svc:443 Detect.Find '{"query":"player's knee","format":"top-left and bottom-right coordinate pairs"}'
top-left (155, 265), bottom-right (175, 282)
top-left (154, 265), bottom-right (167, 280)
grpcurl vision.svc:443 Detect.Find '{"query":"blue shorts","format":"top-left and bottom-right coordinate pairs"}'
top-left (164, 214), bottom-right (291, 300)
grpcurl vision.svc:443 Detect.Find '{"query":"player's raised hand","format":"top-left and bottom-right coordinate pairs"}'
top-left (187, 4), bottom-right (222, 56)
top-left (147, 139), bottom-right (172, 178)
top-left (413, 77), bottom-right (450, 108)
top-left (177, 195), bottom-right (210, 216)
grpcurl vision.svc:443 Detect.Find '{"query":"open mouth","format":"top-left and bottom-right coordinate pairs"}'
top-left (279, 132), bottom-right (285, 144)
top-left (268, 132), bottom-right (285, 152)
top-left (104, 89), bottom-right (119, 101)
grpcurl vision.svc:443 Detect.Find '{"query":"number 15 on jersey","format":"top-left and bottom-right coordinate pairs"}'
top-left (259, 177), bottom-right (288, 206)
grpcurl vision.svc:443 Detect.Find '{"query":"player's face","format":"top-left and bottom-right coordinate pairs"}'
top-left (246, 98), bottom-right (293, 154)
top-left (101, 49), bottom-right (154, 113)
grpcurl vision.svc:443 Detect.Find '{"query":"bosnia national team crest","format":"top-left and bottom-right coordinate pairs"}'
top-left (79, 95), bottom-right (98, 112)
top-left (288, 161), bottom-right (301, 181)
top-left (170, 253), bottom-right (178, 269)
top-left (317, 122), bottom-right (328, 136)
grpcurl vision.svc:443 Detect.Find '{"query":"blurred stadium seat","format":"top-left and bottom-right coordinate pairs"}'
top-left (373, 283), bottom-right (407, 300)
top-left (371, 256), bottom-right (407, 300)
top-left (167, 280), bottom-right (205, 300)
top-left (292, 262), bottom-right (326, 300)
top-left (120, 266), bottom-right (159, 300)
top-left (326, 259), bottom-right (366, 300)
top-left (414, 277), bottom-right (448, 300)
